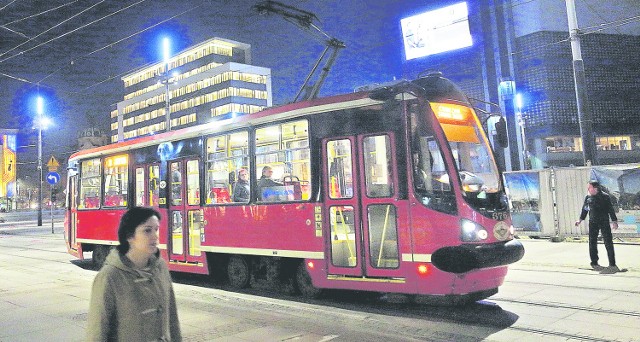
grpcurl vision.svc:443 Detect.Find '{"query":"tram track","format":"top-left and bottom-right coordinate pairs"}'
top-left (507, 279), bottom-right (640, 295)
top-left (489, 296), bottom-right (640, 317)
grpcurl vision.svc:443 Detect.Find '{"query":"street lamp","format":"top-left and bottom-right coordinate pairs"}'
top-left (35, 96), bottom-right (51, 226)
top-left (163, 37), bottom-right (172, 132)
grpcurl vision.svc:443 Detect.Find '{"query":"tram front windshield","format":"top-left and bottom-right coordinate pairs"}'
top-left (431, 103), bottom-right (500, 191)
top-left (431, 102), bottom-right (502, 209)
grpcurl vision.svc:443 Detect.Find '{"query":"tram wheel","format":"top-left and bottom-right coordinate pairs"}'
top-left (227, 255), bottom-right (251, 288)
top-left (92, 245), bottom-right (111, 269)
top-left (295, 262), bottom-right (322, 298)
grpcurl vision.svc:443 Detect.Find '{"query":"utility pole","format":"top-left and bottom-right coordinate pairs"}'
top-left (566, 0), bottom-right (597, 165)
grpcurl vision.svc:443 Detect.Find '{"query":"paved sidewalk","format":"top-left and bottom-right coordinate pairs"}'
top-left (515, 237), bottom-right (639, 272)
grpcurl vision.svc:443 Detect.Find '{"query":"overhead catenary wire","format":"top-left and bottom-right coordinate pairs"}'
top-left (0, 1), bottom-right (107, 61)
top-left (1, 0), bottom-right (79, 27)
top-left (580, 15), bottom-right (640, 35)
top-left (0, 0), bottom-right (18, 12)
top-left (0, 0), bottom-right (154, 64)
top-left (39, 4), bottom-right (202, 85)
top-left (578, 0), bottom-right (624, 35)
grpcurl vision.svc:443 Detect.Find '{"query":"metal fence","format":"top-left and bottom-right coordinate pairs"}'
top-left (504, 163), bottom-right (640, 239)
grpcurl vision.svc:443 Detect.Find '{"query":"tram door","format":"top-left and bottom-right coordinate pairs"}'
top-left (167, 158), bottom-right (203, 263)
top-left (322, 134), bottom-right (402, 278)
top-left (66, 175), bottom-right (78, 251)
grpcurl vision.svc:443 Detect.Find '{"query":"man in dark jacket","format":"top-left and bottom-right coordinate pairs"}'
top-left (575, 180), bottom-right (619, 273)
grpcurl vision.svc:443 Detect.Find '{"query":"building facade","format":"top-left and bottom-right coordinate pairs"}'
top-left (111, 37), bottom-right (272, 142)
top-left (513, 6), bottom-right (640, 168)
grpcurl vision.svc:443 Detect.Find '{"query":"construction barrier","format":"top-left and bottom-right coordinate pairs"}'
top-left (504, 163), bottom-right (640, 239)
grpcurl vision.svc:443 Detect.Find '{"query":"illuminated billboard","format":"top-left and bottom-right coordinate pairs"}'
top-left (401, 2), bottom-right (473, 60)
top-left (0, 131), bottom-right (17, 201)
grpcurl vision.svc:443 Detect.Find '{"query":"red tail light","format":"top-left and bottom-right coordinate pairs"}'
top-left (417, 264), bottom-right (428, 276)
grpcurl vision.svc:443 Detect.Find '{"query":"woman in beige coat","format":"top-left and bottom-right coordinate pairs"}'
top-left (87, 207), bottom-right (181, 341)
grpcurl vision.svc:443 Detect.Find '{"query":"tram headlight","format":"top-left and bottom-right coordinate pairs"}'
top-left (460, 219), bottom-right (488, 242)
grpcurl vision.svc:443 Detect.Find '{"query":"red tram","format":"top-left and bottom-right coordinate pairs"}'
top-left (64, 74), bottom-right (524, 303)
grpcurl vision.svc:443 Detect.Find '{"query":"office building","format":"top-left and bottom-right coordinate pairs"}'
top-left (111, 37), bottom-right (272, 142)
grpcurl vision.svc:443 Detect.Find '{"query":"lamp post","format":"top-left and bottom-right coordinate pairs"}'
top-left (36, 96), bottom-right (44, 226)
top-left (163, 37), bottom-right (172, 132)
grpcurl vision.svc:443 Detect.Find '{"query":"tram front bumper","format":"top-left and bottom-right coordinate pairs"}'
top-left (431, 239), bottom-right (525, 274)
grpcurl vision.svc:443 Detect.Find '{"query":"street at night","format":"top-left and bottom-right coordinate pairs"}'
top-left (2, 2), bottom-right (640, 341)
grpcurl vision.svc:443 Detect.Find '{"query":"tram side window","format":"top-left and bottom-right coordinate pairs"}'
top-left (135, 167), bottom-right (145, 206)
top-left (255, 120), bottom-right (311, 203)
top-left (327, 139), bottom-right (354, 199)
top-left (186, 160), bottom-right (200, 205)
top-left (363, 135), bottom-right (394, 198)
top-left (148, 165), bottom-right (160, 206)
top-left (103, 155), bottom-right (129, 207)
top-left (170, 162), bottom-right (182, 205)
top-left (205, 131), bottom-right (249, 204)
top-left (79, 158), bottom-right (101, 209)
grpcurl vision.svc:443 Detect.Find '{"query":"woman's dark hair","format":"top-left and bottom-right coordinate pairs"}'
top-left (117, 207), bottom-right (161, 254)
top-left (589, 180), bottom-right (601, 189)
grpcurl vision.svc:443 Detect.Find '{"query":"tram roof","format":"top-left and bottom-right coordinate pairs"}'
top-left (68, 91), bottom-right (383, 162)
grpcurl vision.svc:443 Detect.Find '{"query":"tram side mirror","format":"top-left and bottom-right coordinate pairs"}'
top-left (495, 117), bottom-right (508, 148)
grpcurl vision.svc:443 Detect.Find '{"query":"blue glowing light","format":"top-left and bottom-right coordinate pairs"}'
top-left (131, 21), bottom-right (192, 64)
top-left (163, 37), bottom-right (171, 62)
top-left (36, 96), bottom-right (44, 115)
top-left (515, 93), bottom-right (523, 110)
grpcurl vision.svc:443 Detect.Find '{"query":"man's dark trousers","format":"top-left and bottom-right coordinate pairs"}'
top-left (589, 220), bottom-right (616, 266)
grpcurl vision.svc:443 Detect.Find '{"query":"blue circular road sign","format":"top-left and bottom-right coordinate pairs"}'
top-left (46, 171), bottom-right (61, 185)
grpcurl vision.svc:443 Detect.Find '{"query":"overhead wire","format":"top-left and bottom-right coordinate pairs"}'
top-left (41, 3), bottom-right (205, 87)
top-left (505, 1), bottom-right (640, 57)
top-left (578, 0), bottom-right (624, 35)
top-left (0, 0), bottom-right (18, 12)
top-left (1, 0), bottom-right (79, 26)
top-left (580, 15), bottom-right (640, 35)
top-left (0, 1), bottom-right (106, 61)
top-left (0, 1), bottom-right (153, 65)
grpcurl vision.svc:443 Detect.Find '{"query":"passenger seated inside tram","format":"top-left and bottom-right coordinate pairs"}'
top-left (257, 165), bottom-right (283, 201)
top-left (232, 168), bottom-right (250, 203)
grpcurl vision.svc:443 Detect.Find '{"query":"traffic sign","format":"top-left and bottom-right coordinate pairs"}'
top-left (47, 156), bottom-right (60, 171)
top-left (46, 171), bottom-right (61, 185)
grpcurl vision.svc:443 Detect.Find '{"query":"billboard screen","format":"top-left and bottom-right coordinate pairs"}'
top-left (401, 2), bottom-right (473, 60)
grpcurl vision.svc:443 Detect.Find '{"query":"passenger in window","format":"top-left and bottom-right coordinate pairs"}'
top-left (232, 168), bottom-right (250, 203)
top-left (257, 166), bottom-right (282, 201)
